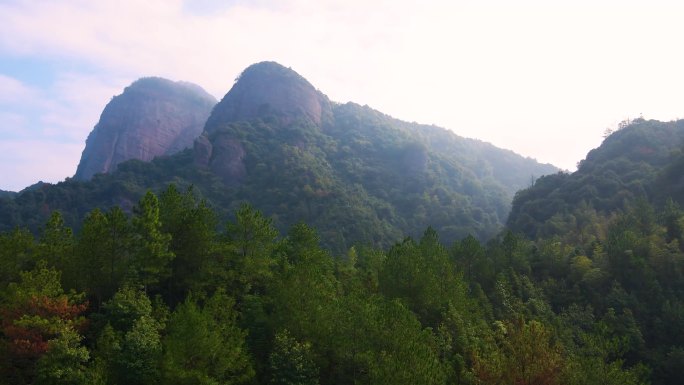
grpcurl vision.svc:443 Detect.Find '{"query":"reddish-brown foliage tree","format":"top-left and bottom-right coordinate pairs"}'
top-left (0, 262), bottom-right (88, 384)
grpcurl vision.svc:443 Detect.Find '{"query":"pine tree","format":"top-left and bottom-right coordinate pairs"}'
top-left (130, 191), bottom-right (174, 292)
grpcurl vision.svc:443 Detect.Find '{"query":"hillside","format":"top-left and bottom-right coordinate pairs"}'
top-left (507, 118), bottom-right (684, 238)
top-left (500, 117), bottom-right (684, 385)
top-left (0, 190), bottom-right (16, 199)
top-left (0, 62), bottom-right (556, 252)
top-left (4, 64), bottom-right (684, 385)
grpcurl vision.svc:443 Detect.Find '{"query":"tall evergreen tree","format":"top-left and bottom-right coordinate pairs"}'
top-left (162, 290), bottom-right (254, 385)
top-left (130, 191), bottom-right (174, 292)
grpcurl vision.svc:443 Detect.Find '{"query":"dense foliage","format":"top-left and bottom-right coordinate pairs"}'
top-left (5, 62), bottom-right (684, 384)
top-left (0, 190), bottom-right (17, 199)
top-left (4, 183), bottom-right (682, 384)
top-left (0, 102), bottom-right (554, 253)
top-left (499, 118), bottom-right (684, 384)
top-left (508, 118), bottom-right (684, 238)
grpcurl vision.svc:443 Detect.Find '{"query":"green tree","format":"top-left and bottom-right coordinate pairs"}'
top-left (452, 234), bottom-right (485, 283)
top-left (662, 198), bottom-right (683, 247)
top-left (474, 319), bottom-right (564, 385)
top-left (0, 261), bottom-right (87, 385)
top-left (119, 315), bottom-right (162, 385)
top-left (380, 228), bottom-right (464, 326)
top-left (34, 326), bottom-right (89, 385)
top-left (162, 291), bottom-right (254, 385)
top-left (159, 185), bottom-right (218, 304)
top-left (269, 223), bottom-right (337, 355)
top-left (561, 318), bottom-right (647, 385)
top-left (336, 295), bottom-right (447, 385)
top-left (219, 203), bottom-right (279, 297)
top-left (130, 191), bottom-right (174, 291)
top-left (36, 212), bottom-right (74, 287)
top-left (269, 330), bottom-right (319, 385)
top-left (93, 286), bottom-right (163, 385)
top-left (0, 227), bottom-right (36, 289)
top-left (74, 208), bottom-right (133, 306)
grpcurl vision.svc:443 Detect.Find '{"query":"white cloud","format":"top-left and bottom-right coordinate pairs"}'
top-left (1, 0), bottom-right (684, 189)
top-left (0, 74), bottom-right (38, 103)
top-left (0, 111), bottom-right (28, 137)
top-left (0, 71), bottom-right (123, 141)
top-left (40, 73), bottom-right (126, 141)
top-left (0, 139), bottom-right (83, 191)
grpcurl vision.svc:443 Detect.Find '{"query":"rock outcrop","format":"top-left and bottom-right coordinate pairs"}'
top-left (198, 62), bottom-right (333, 185)
top-left (0, 61), bottom-right (562, 249)
top-left (74, 77), bottom-right (216, 180)
top-left (204, 61), bottom-right (333, 131)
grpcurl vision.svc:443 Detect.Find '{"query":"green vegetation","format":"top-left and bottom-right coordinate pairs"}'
top-left (499, 118), bottom-right (684, 384)
top-left (4, 63), bottom-right (684, 384)
top-left (3, 180), bottom-right (681, 384)
top-left (0, 190), bottom-right (17, 199)
top-left (0, 101), bottom-right (554, 254)
top-left (508, 118), bottom-right (684, 239)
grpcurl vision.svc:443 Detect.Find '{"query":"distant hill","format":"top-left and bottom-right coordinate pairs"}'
top-left (507, 118), bottom-right (684, 238)
top-left (74, 77), bottom-right (216, 180)
top-left (0, 189), bottom-right (16, 199)
top-left (0, 62), bottom-right (556, 252)
top-left (0, 181), bottom-right (46, 199)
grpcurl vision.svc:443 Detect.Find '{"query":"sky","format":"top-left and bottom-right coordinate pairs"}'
top-left (1, 0), bottom-right (684, 191)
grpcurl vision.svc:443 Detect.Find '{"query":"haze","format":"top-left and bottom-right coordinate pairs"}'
top-left (1, 0), bottom-right (683, 191)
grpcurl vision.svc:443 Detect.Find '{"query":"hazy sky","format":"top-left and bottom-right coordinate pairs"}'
top-left (1, 0), bottom-right (684, 191)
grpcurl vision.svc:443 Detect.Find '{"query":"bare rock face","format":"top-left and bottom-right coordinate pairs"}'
top-left (205, 61), bottom-right (333, 132)
top-left (193, 133), bottom-right (213, 168)
top-left (74, 77), bottom-right (216, 180)
top-left (198, 62), bottom-right (333, 185)
top-left (209, 136), bottom-right (247, 185)
top-left (193, 133), bottom-right (246, 186)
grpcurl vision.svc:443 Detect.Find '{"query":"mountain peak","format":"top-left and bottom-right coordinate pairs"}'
top-left (74, 77), bottom-right (216, 180)
top-left (205, 61), bottom-right (332, 130)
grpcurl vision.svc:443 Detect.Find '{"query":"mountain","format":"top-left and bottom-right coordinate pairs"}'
top-left (500, 119), bottom-right (684, 385)
top-left (73, 77), bottom-right (217, 181)
top-left (205, 61), bottom-right (333, 130)
top-left (507, 118), bottom-right (684, 238)
top-left (0, 189), bottom-right (16, 199)
top-left (0, 62), bottom-right (556, 251)
top-left (6, 64), bottom-right (684, 385)
top-left (0, 182), bottom-right (43, 203)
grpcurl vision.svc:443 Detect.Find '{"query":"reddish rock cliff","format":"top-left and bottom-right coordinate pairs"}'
top-left (74, 77), bottom-right (216, 180)
top-left (205, 61), bottom-right (333, 131)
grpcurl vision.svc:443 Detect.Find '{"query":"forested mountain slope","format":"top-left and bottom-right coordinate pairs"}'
top-left (5, 64), bottom-right (684, 385)
top-left (499, 117), bottom-right (684, 385)
top-left (508, 118), bottom-right (684, 238)
top-left (0, 62), bottom-right (556, 251)
top-left (0, 190), bottom-right (16, 199)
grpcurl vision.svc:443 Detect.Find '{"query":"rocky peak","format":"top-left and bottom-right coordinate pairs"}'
top-left (205, 61), bottom-right (333, 131)
top-left (74, 77), bottom-right (216, 181)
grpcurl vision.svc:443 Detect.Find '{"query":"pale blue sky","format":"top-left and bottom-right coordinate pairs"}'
top-left (2, 0), bottom-right (684, 191)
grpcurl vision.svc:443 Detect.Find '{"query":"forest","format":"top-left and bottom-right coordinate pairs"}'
top-left (2, 181), bottom-right (683, 385)
top-left (508, 118), bottom-right (684, 239)
top-left (0, 101), bottom-right (554, 254)
top-left (2, 64), bottom-right (684, 385)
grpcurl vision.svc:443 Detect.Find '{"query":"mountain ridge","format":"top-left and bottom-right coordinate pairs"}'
top-left (1, 61), bottom-right (557, 251)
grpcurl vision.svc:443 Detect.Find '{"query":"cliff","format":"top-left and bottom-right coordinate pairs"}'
top-left (74, 77), bottom-right (216, 180)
